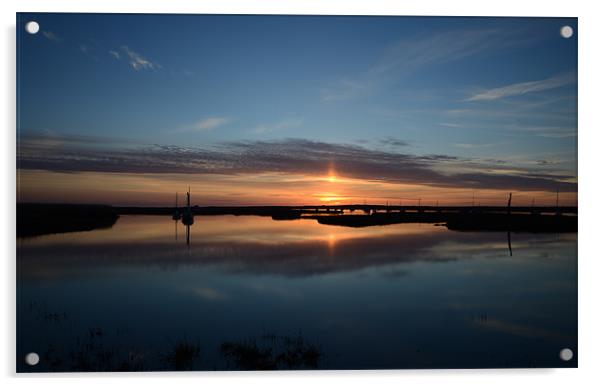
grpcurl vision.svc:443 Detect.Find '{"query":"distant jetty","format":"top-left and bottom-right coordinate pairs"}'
top-left (17, 203), bottom-right (119, 237)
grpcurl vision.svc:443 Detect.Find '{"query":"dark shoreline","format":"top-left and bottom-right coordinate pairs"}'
top-left (17, 204), bottom-right (119, 237)
top-left (116, 204), bottom-right (577, 232)
top-left (312, 212), bottom-right (577, 232)
top-left (17, 203), bottom-right (577, 237)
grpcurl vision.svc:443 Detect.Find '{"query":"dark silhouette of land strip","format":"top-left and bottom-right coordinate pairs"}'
top-left (116, 204), bottom-right (577, 232)
top-left (17, 203), bottom-right (577, 237)
top-left (313, 212), bottom-right (576, 232)
top-left (17, 203), bottom-right (119, 237)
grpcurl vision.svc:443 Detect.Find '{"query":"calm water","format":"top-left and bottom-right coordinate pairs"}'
top-left (17, 215), bottom-right (577, 371)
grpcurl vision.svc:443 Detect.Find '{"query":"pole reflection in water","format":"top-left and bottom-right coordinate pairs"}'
top-left (186, 223), bottom-right (191, 247)
top-left (174, 218), bottom-right (192, 247)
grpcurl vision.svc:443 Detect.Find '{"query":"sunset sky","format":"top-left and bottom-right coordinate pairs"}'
top-left (17, 14), bottom-right (577, 206)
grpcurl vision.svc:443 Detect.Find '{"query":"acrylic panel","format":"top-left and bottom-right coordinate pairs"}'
top-left (16, 13), bottom-right (578, 372)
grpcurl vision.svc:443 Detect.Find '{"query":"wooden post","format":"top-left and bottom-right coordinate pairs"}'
top-left (507, 193), bottom-right (512, 215)
top-left (531, 197), bottom-right (535, 215)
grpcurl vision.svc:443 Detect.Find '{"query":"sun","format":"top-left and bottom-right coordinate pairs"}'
top-left (328, 175), bottom-right (337, 183)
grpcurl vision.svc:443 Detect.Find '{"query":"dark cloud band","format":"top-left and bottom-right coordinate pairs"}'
top-left (17, 134), bottom-right (576, 192)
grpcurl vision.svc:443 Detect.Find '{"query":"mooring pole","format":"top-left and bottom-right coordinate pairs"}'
top-left (507, 193), bottom-right (512, 215)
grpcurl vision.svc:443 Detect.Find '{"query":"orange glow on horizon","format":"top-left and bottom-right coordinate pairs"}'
top-left (17, 169), bottom-right (578, 207)
top-left (317, 192), bottom-right (344, 204)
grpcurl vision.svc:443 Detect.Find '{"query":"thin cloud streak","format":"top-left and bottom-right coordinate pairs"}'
top-left (507, 125), bottom-right (577, 139)
top-left (42, 30), bottom-right (62, 42)
top-left (252, 118), bottom-right (303, 134)
top-left (379, 137), bottom-right (410, 148)
top-left (322, 78), bottom-right (371, 102)
top-left (194, 117), bottom-right (230, 131)
top-left (176, 117), bottom-right (231, 132)
top-left (466, 72), bottom-right (576, 101)
top-left (120, 45), bottom-right (161, 71)
top-left (453, 143), bottom-right (496, 149)
top-left (322, 28), bottom-right (534, 102)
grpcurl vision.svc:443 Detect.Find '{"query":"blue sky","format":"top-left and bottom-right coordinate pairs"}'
top-left (16, 14), bottom-right (577, 205)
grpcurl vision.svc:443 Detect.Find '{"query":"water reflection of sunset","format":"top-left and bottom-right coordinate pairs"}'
top-left (327, 233), bottom-right (337, 255)
top-left (17, 215), bottom-right (577, 281)
top-left (17, 216), bottom-right (578, 369)
top-left (20, 215), bottom-right (446, 247)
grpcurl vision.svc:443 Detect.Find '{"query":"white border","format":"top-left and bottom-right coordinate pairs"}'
top-left (3, 1), bottom-right (601, 385)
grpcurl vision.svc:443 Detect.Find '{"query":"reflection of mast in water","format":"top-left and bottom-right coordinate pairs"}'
top-left (507, 231), bottom-right (513, 257)
top-left (186, 224), bottom-right (191, 247)
top-left (174, 217), bottom-right (178, 241)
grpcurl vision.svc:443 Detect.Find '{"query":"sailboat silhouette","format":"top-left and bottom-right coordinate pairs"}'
top-left (182, 187), bottom-right (194, 226)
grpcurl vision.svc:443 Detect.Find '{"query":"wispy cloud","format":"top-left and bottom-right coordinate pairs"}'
top-left (536, 159), bottom-right (558, 166)
top-left (196, 117), bottom-right (230, 130)
top-left (322, 28), bottom-right (533, 102)
top-left (439, 123), bottom-right (463, 128)
top-left (321, 78), bottom-right (371, 102)
top-left (42, 30), bottom-right (62, 42)
top-left (453, 143), bottom-right (496, 149)
top-left (379, 137), bottom-right (410, 148)
top-left (466, 72), bottom-right (575, 102)
top-left (370, 29), bottom-right (510, 75)
top-left (176, 117), bottom-right (231, 133)
top-left (506, 125), bottom-right (577, 139)
top-left (108, 50), bottom-right (120, 59)
top-left (17, 130), bottom-right (137, 150)
top-left (536, 132), bottom-right (577, 139)
top-left (120, 46), bottom-right (161, 71)
top-left (252, 118), bottom-right (303, 134)
top-left (17, 134), bottom-right (576, 193)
